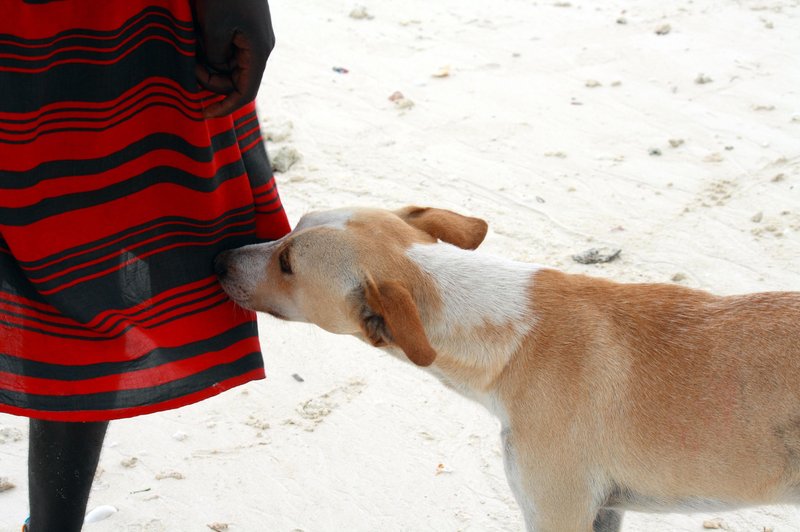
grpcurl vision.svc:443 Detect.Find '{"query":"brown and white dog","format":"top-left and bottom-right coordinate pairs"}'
top-left (215, 206), bottom-right (800, 532)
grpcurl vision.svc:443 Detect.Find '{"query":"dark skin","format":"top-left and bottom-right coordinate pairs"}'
top-left (26, 2), bottom-right (274, 530)
top-left (193, 0), bottom-right (275, 118)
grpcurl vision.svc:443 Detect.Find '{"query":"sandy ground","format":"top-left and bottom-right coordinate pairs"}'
top-left (2, 0), bottom-right (800, 530)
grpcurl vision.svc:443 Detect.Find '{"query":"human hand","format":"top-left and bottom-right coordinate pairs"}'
top-left (193, 0), bottom-right (275, 118)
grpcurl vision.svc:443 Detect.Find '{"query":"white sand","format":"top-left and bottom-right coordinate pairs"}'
top-left (2, 0), bottom-right (800, 530)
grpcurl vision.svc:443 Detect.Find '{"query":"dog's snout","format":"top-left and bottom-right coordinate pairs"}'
top-left (214, 251), bottom-right (230, 279)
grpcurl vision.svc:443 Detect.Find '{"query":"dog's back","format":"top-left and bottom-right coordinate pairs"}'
top-left (503, 268), bottom-right (800, 511)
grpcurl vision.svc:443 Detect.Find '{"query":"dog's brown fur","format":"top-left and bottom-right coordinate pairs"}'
top-left (217, 206), bottom-right (800, 531)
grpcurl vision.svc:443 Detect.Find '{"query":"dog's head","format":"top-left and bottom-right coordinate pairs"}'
top-left (216, 206), bottom-right (488, 367)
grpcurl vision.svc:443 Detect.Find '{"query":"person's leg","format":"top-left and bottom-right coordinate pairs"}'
top-left (27, 419), bottom-right (109, 532)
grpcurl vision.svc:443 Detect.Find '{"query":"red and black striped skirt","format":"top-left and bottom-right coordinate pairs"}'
top-left (0, 1), bottom-right (290, 421)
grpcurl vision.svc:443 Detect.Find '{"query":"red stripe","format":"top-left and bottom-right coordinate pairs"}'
top-left (236, 124), bottom-right (261, 143)
top-left (0, 10), bottom-right (189, 49)
top-left (0, 337), bottom-right (257, 395)
top-left (7, 176), bottom-right (255, 264)
top-left (37, 228), bottom-right (253, 296)
top-left (0, 301), bottom-right (257, 364)
top-left (0, 369), bottom-right (265, 422)
top-left (0, 22), bottom-right (193, 62)
top-left (234, 114), bottom-right (258, 132)
top-left (0, 86), bottom-right (204, 137)
top-left (0, 3), bottom-right (193, 42)
top-left (25, 218), bottom-right (253, 285)
top-left (0, 105), bottom-right (233, 173)
top-left (22, 210), bottom-right (252, 272)
top-left (0, 276), bottom-right (219, 329)
top-left (240, 136), bottom-right (264, 153)
top-left (0, 77), bottom-right (204, 123)
top-left (0, 35), bottom-right (194, 74)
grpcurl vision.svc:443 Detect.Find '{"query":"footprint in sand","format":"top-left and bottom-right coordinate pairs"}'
top-left (285, 379), bottom-right (367, 432)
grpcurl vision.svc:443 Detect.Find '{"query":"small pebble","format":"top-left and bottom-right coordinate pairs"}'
top-left (572, 248), bottom-right (622, 264)
top-left (751, 211), bottom-right (764, 223)
top-left (655, 24), bottom-right (671, 35)
top-left (0, 476), bottom-right (15, 492)
top-left (671, 273), bottom-right (688, 282)
top-left (271, 146), bottom-right (302, 173)
top-left (585, 79), bottom-right (602, 88)
top-left (432, 66), bottom-right (451, 78)
top-left (435, 463), bottom-right (454, 474)
top-left (121, 456), bottom-right (139, 468)
top-left (695, 73), bottom-right (713, 84)
top-left (84, 505), bottom-right (118, 524)
top-left (155, 470), bottom-right (185, 480)
top-left (0, 426), bottom-right (23, 444)
top-left (292, 373), bottom-right (305, 382)
top-left (668, 138), bottom-right (684, 148)
top-left (616, 17), bottom-right (628, 24)
top-left (349, 5), bottom-right (373, 20)
top-left (208, 523), bottom-right (230, 531)
top-left (172, 431), bottom-right (188, 442)
top-left (649, 148), bottom-right (662, 156)
top-left (703, 517), bottom-right (726, 529)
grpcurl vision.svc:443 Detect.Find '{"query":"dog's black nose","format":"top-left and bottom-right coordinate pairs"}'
top-left (214, 252), bottom-right (229, 279)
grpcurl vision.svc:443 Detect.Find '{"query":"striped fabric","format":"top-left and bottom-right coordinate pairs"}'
top-left (0, 1), bottom-right (290, 421)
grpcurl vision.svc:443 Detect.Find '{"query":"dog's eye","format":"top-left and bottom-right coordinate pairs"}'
top-left (278, 248), bottom-right (292, 275)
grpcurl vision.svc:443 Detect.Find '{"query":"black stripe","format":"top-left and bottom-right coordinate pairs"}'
top-left (0, 155), bottom-right (246, 227)
top-left (0, 285), bottom-right (226, 336)
top-left (0, 289), bottom-right (230, 341)
top-left (0, 88), bottom-right (200, 137)
top-left (0, 275), bottom-right (217, 326)
top-left (90, 277), bottom-right (219, 330)
top-left (253, 181), bottom-right (278, 199)
top-left (0, 352), bottom-right (263, 412)
top-left (31, 231), bottom-right (257, 322)
top-left (0, 7), bottom-right (193, 49)
top-left (0, 101), bottom-right (203, 145)
top-left (256, 196), bottom-right (281, 209)
top-left (0, 82), bottom-right (205, 126)
top-left (233, 110), bottom-right (258, 128)
top-left (25, 221), bottom-right (255, 291)
top-left (17, 204), bottom-right (251, 269)
top-left (0, 38), bottom-right (195, 73)
top-left (242, 141), bottom-right (274, 189)
top-left (1, 128), bottom-right (236, 190)
top-left (0, 322), bottom-right (255, 381)
top-left (237, 129), bottom-right (263, 152)
top-left (20, 209), bottom-right (255, 280)
top-left (255, 206), bottom-right (287, 216)
top-left (0, 248), bottom-right (49, 305)
top-left (0, 37), bottom-right (199, 114)
top-left (0, 294), bottom-right (63, 319)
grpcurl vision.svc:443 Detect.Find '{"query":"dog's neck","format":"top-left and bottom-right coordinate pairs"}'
top-left (405, 242), bottom-right (539, 397)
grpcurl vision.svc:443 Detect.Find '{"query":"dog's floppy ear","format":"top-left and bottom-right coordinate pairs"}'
top-left (360, 275), bottom-right (437, 367)
top-left (395, 206), bottom-right (488, 250)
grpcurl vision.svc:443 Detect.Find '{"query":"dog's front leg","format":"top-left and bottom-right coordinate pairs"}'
top-left (502, 428), bottom-right (603, 532)
top-left (502, 427), bottom-right (538, 530)
top-left (592, 509), bottom-right (623, 532)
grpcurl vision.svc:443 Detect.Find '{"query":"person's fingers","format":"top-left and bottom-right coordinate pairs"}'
top-left (199, 22), bottom-right (234, 73)
top-left (202, 33), bottom-right (267, 118)
top-left (195, 63), bottom-right (235, 95)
